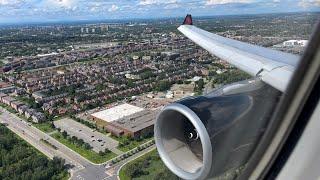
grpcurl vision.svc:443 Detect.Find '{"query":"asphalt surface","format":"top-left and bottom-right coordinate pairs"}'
top-left (0, 107), bottom-right (156, 180)
top-left (54, 118), bottom-right (121, 155)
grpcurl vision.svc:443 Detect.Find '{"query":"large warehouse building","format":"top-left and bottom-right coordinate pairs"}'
top-left (90, 103), bottom-right (144, 126)
top-left (90, 103), bottom-right (157, 138)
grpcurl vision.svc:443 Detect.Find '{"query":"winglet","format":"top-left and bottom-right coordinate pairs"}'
top-left (183, 14), bottom-right (193, 25)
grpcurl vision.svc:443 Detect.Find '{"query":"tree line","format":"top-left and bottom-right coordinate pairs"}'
top-left (0, 124), bottom-right (68, 180)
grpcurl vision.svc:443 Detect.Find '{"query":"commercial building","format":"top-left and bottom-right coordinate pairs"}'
top-left (106, 110), bottom-right (157, 139)
top-left (283, 40), bottom-right (308, 47)
top-left (90, 103), bottom-right (157, 138)
top-left (90, 103), bottom-right (144, 127)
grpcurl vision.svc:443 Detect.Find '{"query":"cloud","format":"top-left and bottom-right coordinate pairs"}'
top-left (0, 0), bottom-right (24, 6)
top-left (298, 0), bottom-right (320, 8)
top-left (139, 0), bottom-right (177, 5)
top-left (164, 3), bottom-right (181, 9)
top-left (205, 0), bottom-right (253, 5)
top-left (44, 0), bottom-right (76, 9)
top-left (1, 0), bottom-right (320, 24)
top-left (0, 0), bottom-right (10, 5)
top-left (108, 4), bottom-right (119, 12)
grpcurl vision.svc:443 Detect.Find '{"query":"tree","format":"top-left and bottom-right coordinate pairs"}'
top-left (154, 80), bottom-right (171, 92)
top-left (62, 131), bottom-right (68, 138)
top-left (104, 149), bottom-right (111, 154)
top-left (83, 143), bottom-right (91, 150)
top-left (50, 122), bottom-right (55, 129)
top-left (0, 125), bottom-right (68, 180)
top-left (98, 151), bottom-right (104, 156)
top-left (154, 169), bottom-right (179, 180)
top-left (197, 79), bottom-right (204, 89)
top-left (125, 161), bottom-right (146, 178)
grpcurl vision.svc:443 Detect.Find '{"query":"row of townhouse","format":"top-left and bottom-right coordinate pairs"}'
top-left (0, 93), bottom-right (46, 123)
top-left (2, 40), bottom-right (160, 72)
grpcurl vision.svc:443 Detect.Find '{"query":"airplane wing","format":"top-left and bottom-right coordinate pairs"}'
top-left (178, 14), bottom-right (301, 92)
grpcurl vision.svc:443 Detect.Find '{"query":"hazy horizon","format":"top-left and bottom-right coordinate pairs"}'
top-left (1, 0), bottom-right (320, 24)
top-left (0, 11), bottom-right (319, 27)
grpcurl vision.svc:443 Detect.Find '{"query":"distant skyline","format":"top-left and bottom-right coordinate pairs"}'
top-left (0, 0), bottom-right (320, 24)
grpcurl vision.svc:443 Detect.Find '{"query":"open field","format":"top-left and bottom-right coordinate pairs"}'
top-left (112, 135), bottom-right (154, 152)
top-left (34, 122), bottom-right (56, 133)
top-left (119, 149), bottom-right (178, 180)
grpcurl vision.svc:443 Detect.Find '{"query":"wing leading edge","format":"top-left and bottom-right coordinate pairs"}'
top-left (178, 15), bottom-right (300, 92)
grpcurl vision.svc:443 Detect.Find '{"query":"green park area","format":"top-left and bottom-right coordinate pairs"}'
top-left (119, 149), bottom-right (178, 180)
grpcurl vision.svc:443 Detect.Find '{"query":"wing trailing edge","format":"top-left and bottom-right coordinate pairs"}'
top-left (178, 16), bottom-right (300, 92)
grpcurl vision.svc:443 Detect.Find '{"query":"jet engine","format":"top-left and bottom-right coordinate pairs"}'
top-left (154, 79), bottom-right (281, 180)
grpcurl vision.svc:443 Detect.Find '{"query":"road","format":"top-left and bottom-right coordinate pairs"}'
top-left (0, 107), bottom-right (156, 180)
top-left (203, 80), bottom-right (213, 95)
top-left (0, 107), bottom-right (108, 179)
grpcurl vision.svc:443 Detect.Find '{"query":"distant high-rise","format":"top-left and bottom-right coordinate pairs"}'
top-left (92, 28), bottom-right (95, 33)
top-left (101, 25), bottom-right (108, 32)
top-left (81, 27), bottom-right (84, 33)
top-left (86, 28), bottom-right (89, 33)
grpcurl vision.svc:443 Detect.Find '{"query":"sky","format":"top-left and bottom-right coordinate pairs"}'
top-left (0, 0), bottom-right (320, 23)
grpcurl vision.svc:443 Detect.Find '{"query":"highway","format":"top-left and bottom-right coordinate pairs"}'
top-left (0, 107), bottom-right (156, 180)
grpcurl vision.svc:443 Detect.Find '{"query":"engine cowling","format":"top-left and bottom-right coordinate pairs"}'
top-left (154, 79), bottom-right (281, 180)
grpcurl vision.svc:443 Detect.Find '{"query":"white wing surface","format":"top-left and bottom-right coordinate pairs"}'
top-left (178, 16), bottom-right (300, 92)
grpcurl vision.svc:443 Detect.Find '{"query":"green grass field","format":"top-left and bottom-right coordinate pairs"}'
top-left (112, 136), bottom-right (154, 152)
top-left (51, 132), bottom-right (116, 164)
top-left (119, 149), bottom-right (178, 180)
top-left (34, 122), bottom-right (56, 133)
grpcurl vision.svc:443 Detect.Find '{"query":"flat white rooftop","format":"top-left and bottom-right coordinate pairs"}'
top-left (91, 103), bottom-right (144, 122)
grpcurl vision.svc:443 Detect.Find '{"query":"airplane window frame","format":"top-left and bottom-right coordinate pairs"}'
top-left (238, 22), bottom-right (320, 180)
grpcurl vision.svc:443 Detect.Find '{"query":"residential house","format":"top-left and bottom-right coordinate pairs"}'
top-left (2, 96), bottom-right (15, 106)
top-left (18, 105), bottom-right (28, 115)
top-left (11, 101), bottom-right (24, 111)
top-left (31, 112), bottom-right (45, 123)
top-left (25, 109), bottom-right (36, 119)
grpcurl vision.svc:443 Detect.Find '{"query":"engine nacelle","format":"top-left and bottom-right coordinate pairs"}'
top-left (154, 79), bottom-right (281, 180)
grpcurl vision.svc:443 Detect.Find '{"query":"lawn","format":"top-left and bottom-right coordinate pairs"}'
top-left (119, 149), bottom-right (178, 180)
top-left (112, 135), bottom-right (154, 152)
top-left (51, 132), bottom-right (116, 164)
top-left (34, 122), bottom-right (56, 133)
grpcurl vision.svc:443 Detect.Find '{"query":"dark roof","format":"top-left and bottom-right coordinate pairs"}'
top-left (110, 110), bottom-right (158, 133)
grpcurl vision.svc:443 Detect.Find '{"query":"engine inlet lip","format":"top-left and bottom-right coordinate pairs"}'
top-left (155, 103), bottom-right (213, 180)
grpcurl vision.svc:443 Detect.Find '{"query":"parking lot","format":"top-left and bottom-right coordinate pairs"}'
top-left (54, 118), bottom-right (122, 155)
